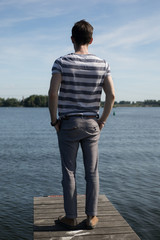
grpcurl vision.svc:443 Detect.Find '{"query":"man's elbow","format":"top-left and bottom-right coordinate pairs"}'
top-left (48, 89), bottom-right (57, 99)
top-left (111, 92), bottom-right (115, 102)
top-left (107, 92), bottom-right (115, 103)
top-left (104, 92), bottom-right (115, 106)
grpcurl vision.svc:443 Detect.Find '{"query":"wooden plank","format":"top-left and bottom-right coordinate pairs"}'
top-left (34, 195), bottom-right (141, 240)
top-left (34, 215), bottom-right (125, 226)
top-left (34, 200), bottom-right (113, 209)
top-left (34, 195), bottom-right (108, 205)
top-left (33, 233), bottom-right (140, 240)
top-left (34, 207), bottom-right (118, 216)
top-left (34, 204), bottom-right (116, 212)
top-left (34, 235), bottom-right (140, 240)
top-left (34, 227), bottom-right (140, 239)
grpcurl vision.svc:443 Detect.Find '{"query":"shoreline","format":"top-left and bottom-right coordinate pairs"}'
top-left (0, 105), bottom-right (160, 108)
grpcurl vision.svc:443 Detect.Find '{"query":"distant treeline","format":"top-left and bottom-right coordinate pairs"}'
top-left (0, 95), bottom-right (48, 107)
top-left (0, 95), bottom-right (160, 107)
top-left (113, 100), bottom-right (160, 107)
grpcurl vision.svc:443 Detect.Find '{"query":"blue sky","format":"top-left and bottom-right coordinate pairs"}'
top-left (0, 0), bottom-right (160, 101)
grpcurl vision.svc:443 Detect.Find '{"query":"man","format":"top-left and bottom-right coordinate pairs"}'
top-left (48, 20), bottom-right (115, 230)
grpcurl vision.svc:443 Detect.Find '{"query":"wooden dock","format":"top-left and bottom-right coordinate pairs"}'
top-left (34, 195), bottom-right (141, 240)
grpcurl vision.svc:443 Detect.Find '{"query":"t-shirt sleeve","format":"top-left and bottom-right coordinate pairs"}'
top-left (104, 62), bottom-right (111, 76)
top-left (51, 58), bottom-right (62, 74)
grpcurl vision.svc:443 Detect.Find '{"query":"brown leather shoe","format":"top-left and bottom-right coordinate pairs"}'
top-left (58, 216), bottom-right (77, 230)
top-left (86, 216), bottom-right (99, 229)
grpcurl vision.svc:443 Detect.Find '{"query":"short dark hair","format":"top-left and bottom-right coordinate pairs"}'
top-left (72, 20), bottom-right (93, 45)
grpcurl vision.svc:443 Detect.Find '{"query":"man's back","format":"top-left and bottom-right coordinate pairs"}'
top-left (52, 53), bottom-right (111, 117)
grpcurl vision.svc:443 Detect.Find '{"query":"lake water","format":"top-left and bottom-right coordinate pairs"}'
top-left (0, 107), bottom-right (160, 240)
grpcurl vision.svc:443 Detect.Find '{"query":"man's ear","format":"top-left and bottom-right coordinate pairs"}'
top-left (89, 38), bottom-right (93, 45)
top-left (71, 36), bottom-right (75, 43)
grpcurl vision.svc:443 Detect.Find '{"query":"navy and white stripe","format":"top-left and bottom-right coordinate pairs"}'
top-left (52, 53), bottom-right (111, 116)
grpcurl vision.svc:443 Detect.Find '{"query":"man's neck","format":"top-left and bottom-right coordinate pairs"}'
top-left (74, 44), bottom-right (89, 55)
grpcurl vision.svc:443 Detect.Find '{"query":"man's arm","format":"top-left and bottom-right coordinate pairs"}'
top-left (98, 75), bottom-right (115, 130)
top-left (48, 73), bottom-right (62, 131)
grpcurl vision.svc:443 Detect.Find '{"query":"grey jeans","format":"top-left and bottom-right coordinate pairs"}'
top-left (57, 116), bottom-right (100, 218)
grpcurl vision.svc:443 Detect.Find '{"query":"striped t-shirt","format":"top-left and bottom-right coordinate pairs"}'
top-left (52, 53), bottom-right (111, 117)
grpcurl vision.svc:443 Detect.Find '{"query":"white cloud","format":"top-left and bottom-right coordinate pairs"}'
top-left (94, 14), bottom-right (160, 49)
top-left (0, 0), bottom-right (74, 29)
